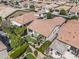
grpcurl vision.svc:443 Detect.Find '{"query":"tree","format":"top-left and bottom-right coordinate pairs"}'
top-left (9, 43), bottom-right (29, 59)
top-left (49, 8), bottom-right (53, 12)
top-left (30, 5), bottom-right (35, 11)
top-left (34, 50), bottom-right (38, 57)
top-left (46, 12), bottom-right (52, 19)
top-left (13, 26), bottom-right (26, 36)
top-left (60, 9), bottom-right (67, 15)
top-left (2, 25), bottom-right (27, 48)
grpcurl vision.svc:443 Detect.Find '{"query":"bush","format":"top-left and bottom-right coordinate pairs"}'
top-left (26, 47), bottom-right (32, 53)
top-left (64, 16), bottom-right (71, 20)
top-left (25, 53), bottom-right (36, 59)
top-left (49, 9), bottom-right (53, 12)
top-left (44, 56), bottom-right (53, 59)
top-left (34, 50), bottom-right (38, 57)
top-left (25, 35), bottom-right (36, 43)
top-left (46, 12), bottom-right (52, 19)
top-left (37, 40), bottom-right (51, 53)
top-left (30, 5), bottom-right (35, 11)
top-left (71, 15), bottom-right (78, 19)
top-left (9, 43), bottom-right (29, 59)
top-left (60, 9), bottom-right (67, 15)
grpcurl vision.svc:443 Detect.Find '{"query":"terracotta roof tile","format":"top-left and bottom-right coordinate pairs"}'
top-left (28, 17), bottom-right (65, 37)
top-left (12, 12), bottom-right (37, 25)
top-left (58, 20), bottom-right (79, 49)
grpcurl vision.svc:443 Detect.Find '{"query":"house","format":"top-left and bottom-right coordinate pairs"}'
top-left (53, 5), bottom-right (71, 15)
top-left (10, 12), bottom-right (37, 26)
top-left (0, 4), bottom-right (17, 18)
top-left (57, 20), bottom-right (79, 59)
top-left (69, 4), bottom-right (79, 16)
top-left (58, 20), bottom-right (79, 49)
top-left (45, 20), bottom-right (79, 59)
top-left (55, 5), bottom-right (71, 11)
top-left (27, 17), bottom-right (66, 41)
top-left (0, 41), bottom-right (8, 59)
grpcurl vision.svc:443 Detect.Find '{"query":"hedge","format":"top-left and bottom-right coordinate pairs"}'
top-left (37, 40), bottom-right (51, 53)
top-left (9, 43), bottom-right (29, 59)
top-left (71, 15), bottom-right (78, 19)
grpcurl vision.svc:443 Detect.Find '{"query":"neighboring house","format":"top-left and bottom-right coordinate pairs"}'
top-left (5, 10), bottom-right (28, 20)
top-left (27, 17), bottom-right (66, 41)
top-left (58, 20), bottom-right (79, 59)
top-left (0, 41), bottom-right (8, 59)
top-left (45, 20), bottom-right (79, 59)
top-left (55, 5), bottom-right (71, 11)
top-left (0, 4), bottom-right (17, 18)
top-left (69, 4), bottom-right (79, 16)
top-left (53, 5), bottom-right (71, 15)
top-left (58, 20), bottom-right (79, 50)
top-left (10, 12), bottom-right (37, 26)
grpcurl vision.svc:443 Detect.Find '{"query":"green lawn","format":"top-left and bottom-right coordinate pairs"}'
top-left (25, 53), bottom-right (36, 59)
top-left (37, 40), bottom-right (52, 53)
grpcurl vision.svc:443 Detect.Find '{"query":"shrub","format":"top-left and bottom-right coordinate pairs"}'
top-left (26, 47), bottom-right (32, 53)
top-left (34, 50), bottom-right (38, 57)
top-left (44, 56), bottom-right (53, 59)
top-left (9, 43), bottom-right (29, 59)
top-left (46, 12), bottom-right (52, 19)
top-left (25, 53), bottom-right (36, 59)
top-left (37, 40), bottom-right (51, 53)
top-left (30, 5), bottom-right (35, 11)
top-left (71, 15), bottom-right (78, 19)
top-left (64, 16), bottom-right (71, 20)
top-left (49, 9), bottom-right (53, 12)
top-left (60, 9), bottom-right (67, 15)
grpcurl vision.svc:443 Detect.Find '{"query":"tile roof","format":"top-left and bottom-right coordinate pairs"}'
top-left (55, 1), bottom-right (66, 5)
top-left (70, 4), bottom-right (79, 13)
top-left (58, 20), bottom-right (79, 49)
top-left (0, 5), bottom-right (16, 18)
top-left (11, 12), bottom-right (37, 25)
top-left (28, 17), bottom-right (65, 37)
top-left (55, 5), bottom-right (71, 11)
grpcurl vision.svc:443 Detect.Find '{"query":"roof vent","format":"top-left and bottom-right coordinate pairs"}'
top-left (73, 36), bottom-right (75, 38)
top-left (74, 32), bottom-right (76, 34)
top-left (68, 32), bottom-right (71, 34)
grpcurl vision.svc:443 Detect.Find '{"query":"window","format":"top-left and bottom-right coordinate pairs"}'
top-left (29, 29), bottom-right (32, 32)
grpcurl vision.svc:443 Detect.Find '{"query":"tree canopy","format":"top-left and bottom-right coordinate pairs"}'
top-left (60, 9), bottom-right (67, 15)
top-left (3, 26), bottom-right (27, 48)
